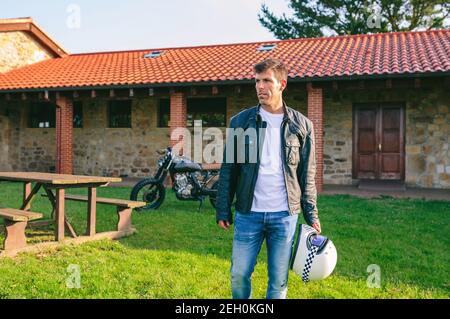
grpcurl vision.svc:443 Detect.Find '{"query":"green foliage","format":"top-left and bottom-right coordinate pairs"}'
top-left (259, 0), bottom-right (450, 39)
top-left (0, 182), bottom-right (448, 298)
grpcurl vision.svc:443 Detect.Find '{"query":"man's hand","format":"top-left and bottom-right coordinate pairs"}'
top-left (312, 222), bottom-right (321, 234)
top-left (218, 220), bottom-right (230, 230)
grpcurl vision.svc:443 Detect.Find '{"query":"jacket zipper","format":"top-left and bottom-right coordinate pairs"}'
top-left (246, 119), bottom-right (264, 212)
top-left (280, 119), bottom-right (292, 214)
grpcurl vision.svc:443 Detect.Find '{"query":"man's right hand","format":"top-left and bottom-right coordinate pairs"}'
top-left (218, 220), bottom-right (230, 230)
top-left (312, 222), bottom-right (321, 234)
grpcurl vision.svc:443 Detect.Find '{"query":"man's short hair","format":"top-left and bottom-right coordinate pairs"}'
top-left (253, 58), bottom-right (288, 82)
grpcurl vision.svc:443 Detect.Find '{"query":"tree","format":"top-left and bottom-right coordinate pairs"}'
top-left (259, 0), bottom-right (450, 39)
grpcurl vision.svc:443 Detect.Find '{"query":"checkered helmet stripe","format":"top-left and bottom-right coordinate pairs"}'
top-left (301, 245), bottom-right (319, 282)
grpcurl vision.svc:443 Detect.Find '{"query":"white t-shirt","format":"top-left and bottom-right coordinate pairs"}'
top-left (251, 107), bottom-right (289, 212)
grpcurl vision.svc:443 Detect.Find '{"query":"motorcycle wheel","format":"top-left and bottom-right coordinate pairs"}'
top-left (130, 179), bottom-right (166, 211)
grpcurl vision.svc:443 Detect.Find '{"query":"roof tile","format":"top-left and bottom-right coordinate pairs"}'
top-left (0, 30), bottom-right (448, 91)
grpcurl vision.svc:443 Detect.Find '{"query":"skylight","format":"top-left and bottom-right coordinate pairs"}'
top-left (144, 51), bottom-right (163, 58)
top-left (257, 44), bottom-right (277, 52)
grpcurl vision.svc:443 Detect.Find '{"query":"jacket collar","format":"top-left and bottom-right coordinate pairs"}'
top-left (250, 100), bottom-right (294, 125)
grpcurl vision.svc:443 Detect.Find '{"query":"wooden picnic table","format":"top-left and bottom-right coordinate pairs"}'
top-left (0, 172), bottom-right (121, 242)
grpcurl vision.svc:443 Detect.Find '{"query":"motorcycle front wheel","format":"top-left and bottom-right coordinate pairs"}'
top-left (130, 179), bottom-right (166, 211)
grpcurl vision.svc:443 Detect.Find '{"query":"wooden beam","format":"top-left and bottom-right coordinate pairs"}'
top-left (129, 88), bottom-right (134, 97)
top-left (21, 93), bottom-right (27, 100)
top-left (87, 187), bottom-right (96, 236)
top-left (212, 86), bottom-right (218, 95)
top-left (235, 86), bottom-right (241, 94)
top-left (109, 89), bottom-right (115, 98)
top-left (148, 88), bottom-right (154, 96)
top-left (22, 182), bottom-right (32, 211)
top-left (55, 189), bottom-right (65, 242)
top-left (91, 90), bottom-right (96, 98)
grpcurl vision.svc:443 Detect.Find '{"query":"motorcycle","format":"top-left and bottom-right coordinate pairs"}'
top-left (130, 147), bottom-right (220, 211)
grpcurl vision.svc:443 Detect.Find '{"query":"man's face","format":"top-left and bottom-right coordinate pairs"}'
top-left (255, 69), bottom-right (286, 106)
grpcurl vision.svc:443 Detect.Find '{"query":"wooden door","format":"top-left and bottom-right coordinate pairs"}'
top-left (353, 103), bottom-right (405, 180)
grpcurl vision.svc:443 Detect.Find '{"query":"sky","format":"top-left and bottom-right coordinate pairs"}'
top-left (2, 0), bottom-right (292, 54)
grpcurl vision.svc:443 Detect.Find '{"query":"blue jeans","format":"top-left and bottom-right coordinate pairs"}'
top-left (231, 211), bottom-right (298, 299)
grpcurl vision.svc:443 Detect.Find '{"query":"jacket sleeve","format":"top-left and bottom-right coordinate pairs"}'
top-left (215, 118), bottom-right (239, 224)
top-left (297, 121), bottom-right (320, 226)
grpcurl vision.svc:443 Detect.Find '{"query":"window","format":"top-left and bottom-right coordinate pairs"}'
top-left (187, 98), bottom-right (226, 127)
top-left (29, 101), bottom-right (83, 128)
top-left (257, 44), bottom-right (276, 52)
top-left (157, 98), bottom-right (227, 128)
top-left (73, 101), bottom-right (83, 128)
top-left (108, 100), bottom-right (132, 128)
top-left (144, 51), bottom-right (163, 58)
top-left (158, 99), bottom-right (170, 127)
top-left (29, 102), bottom-right (56, 128)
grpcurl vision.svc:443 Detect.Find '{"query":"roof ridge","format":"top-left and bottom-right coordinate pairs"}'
top-left (69, 29), bottom-right (449, 57)
top-left (0, 17), bottom-right (33, 24)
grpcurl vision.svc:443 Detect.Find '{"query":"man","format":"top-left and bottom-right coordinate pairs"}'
top-left (216, 58), bottom-right (321, 299)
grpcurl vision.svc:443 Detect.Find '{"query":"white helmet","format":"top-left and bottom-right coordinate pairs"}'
top-left (290, 224), bottom-right (337, 282)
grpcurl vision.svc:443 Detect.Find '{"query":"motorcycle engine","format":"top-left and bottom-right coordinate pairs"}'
top-left (174, 173), bottom-right (195, 199)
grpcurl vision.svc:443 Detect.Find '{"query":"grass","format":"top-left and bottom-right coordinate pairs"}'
top-left (0, 181), bottom-right (448, 299)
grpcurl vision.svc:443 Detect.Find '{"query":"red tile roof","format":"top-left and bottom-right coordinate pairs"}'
top-left (0, 29), bottom-right (449, 91)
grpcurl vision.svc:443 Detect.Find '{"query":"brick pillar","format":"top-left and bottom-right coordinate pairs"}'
top-left (307, 84), bottom-right (324, 193)
top-left (56, 97), bottom-right (73, 174)
top-left (169, 91), bottom-right (187, 155)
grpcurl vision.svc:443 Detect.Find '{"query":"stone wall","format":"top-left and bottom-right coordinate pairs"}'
top-left (0, 104), bottom-right (21, 171)
top-left (405, 86), bottom-right (450, 188)
top-left (0, 31), bottom-right (55, 73)
top-left (1, 87), bottom-right (257, 177)
top-left (1, 85), bottom-right (305, 177)
top-left (0, 79), bottom-right (448, 188)
top-left (323, 96), bottom-right (354, 185)
top-left (8, 97), bottom-right (167, 177)
top-left (322, 78), bottom-right (449, 188)
top-left (0, 114), bottom-right (11, 170)
top-left (72, 97), bottom-right (168, 177)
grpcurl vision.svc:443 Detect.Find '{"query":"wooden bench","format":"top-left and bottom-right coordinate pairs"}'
top-left (42, 194), bottom-right (146, 233)
top-left (0, 208), bottom-right (43, 251)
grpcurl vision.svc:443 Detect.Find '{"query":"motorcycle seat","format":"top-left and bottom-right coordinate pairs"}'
top-left (174, 161), bottom-right (202, 172)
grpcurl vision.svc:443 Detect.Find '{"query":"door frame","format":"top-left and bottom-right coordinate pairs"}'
top-left (352, 102), bottom-right (406, 181)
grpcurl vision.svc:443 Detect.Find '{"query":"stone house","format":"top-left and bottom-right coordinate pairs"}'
top-left (0, 17), bottom-right (449, 191)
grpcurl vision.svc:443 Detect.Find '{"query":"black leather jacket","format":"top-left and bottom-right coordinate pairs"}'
top-left (215, 103), bottom-right (319, 226)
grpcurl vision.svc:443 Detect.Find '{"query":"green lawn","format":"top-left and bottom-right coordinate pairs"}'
top-left (0, 181), bottom-right (448, 299)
